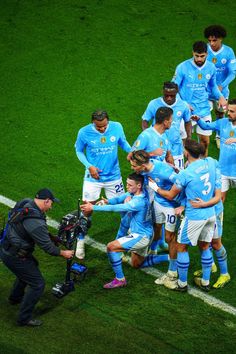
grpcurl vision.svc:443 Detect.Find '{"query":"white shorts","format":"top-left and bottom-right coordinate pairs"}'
top-left (195, 115), bottom-right (212, 136)
top-left (173, 154), bottom-right (184, 170)
top-left (177, 216), bottom-right (215, 246)
top-left (221, 174), bottom-right (236, 192)
top-left (118, 233), bottom-right (150, 257)
top-left (213, 212), bottom-right (223, 239)
top-left (153, 200), bottom-right (177, 232)
top-left (180, 120), bottom-right (187, 139)
top-left (83, 178), bottom-right (124, 202)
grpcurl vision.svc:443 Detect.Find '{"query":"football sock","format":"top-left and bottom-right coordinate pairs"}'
top-left (168, 258), bottom-right (177, 272)
top-left (177, 251), bottom-right (190, 284)
top-left (201, 248), bottom-right (213, 284)
top-left (107, 252), bottom-right (124, 279)
top-left (140, 254), bottom-right (169, 268)
top-left (214, 246), bottom-right (228, 275)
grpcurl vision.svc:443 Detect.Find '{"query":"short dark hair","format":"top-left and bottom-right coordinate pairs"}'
top-left (192, 41), bottom-right (207, 53)
top-left (91, 110), bottom-right (109, 121)
top-left (131, 150), bottom-right (150, 165)
top-left (184, 139), bottom-right (206, 158)
top-left (228, 99), bottom-right (236, 105)
top-left (155, 107), bottom-right (173, 124)
top-left (163, 81), bottom-right (178, 91)
top-left (128, 172), bottom-right (144, 186)
top-left (204, 25), bottom-right (227, 39)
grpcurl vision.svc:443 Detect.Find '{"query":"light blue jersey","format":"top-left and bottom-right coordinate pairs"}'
top-left (173, 58), bottom-right (223, 117)
top-left (174, 157), bottom-right (220, 220)
top-left (207, 44), bottom-right (236, 99)
top-left (131, 127), bottom-right (170, 161)
top-left (142, 159), bottom-right (179, 208)
top-left (93, 192), bottom-right (153, 238)
top-left (197, 118), bottom-right (236, 177)
top-left (75, 121), bottom-right (131, 182)
top-left (142, 97), bottom-right (191, 156)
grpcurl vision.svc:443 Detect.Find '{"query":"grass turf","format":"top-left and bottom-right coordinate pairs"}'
top-left (1, 0), bottom-right (236, 353)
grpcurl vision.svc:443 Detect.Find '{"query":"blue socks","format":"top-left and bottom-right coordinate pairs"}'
top-left (107, 252), bottom-right (124, 279)
top-left (201, 248), bottom-right (213, 283)
top-left (215, 246), bottom-right (228, 275)
top-left (140, 254), bottom-right (169, 268)
top-left (177, 251), bottom-right (190, 285)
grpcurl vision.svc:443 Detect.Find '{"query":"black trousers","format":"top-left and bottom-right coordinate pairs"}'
top-left (0, 248), bottom-right (45, 324)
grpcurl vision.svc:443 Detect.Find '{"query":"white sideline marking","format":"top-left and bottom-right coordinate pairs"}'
top-left (1, 194), bottom-right (236, 317)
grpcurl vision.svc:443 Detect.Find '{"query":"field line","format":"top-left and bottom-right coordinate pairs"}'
top-left (1, 194), bottom-right (236, 317)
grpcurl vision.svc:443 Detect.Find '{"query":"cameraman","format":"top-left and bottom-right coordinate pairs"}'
top-left (0, 189), bottom-right (74, 327)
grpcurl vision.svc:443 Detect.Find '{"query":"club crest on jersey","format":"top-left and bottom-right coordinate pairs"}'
top-left (230, 131), bottom-right (235, 137)
top-left (100, 137), bottom-right (106, 144)
top-left (221, 58), bottom-right (227, 64)
top-left (212, 57), bottom-right (217, 64)
top-left (135, 140), bottom-right (140, 147)
top-left (177, 111), bottom-right (182, 117)
top-left (198, 73), bottom-right (202, 80)
top-left (206, 74), bottom-right (211, 80)
top-left (110, 136), bottom-right (116, 142)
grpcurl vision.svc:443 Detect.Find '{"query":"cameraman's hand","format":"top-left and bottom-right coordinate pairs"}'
top-left (60, 250), bottom-right (74, 259)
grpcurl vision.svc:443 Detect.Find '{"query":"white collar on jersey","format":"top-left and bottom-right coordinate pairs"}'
top-left (207, 43), bottom-right (225, 56)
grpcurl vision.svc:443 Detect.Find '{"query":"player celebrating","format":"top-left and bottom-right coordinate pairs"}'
top-left (81, 173), bottom-right (168, 289)
top-left (74, 110), bottom-right (131, 259)
top-left (204, 25), bottom-right (236, 148)
top-left (149, 140), bottom-right (221, 292)
top-left (130, 107), bottom-right (174, 164)
top-left (142, 81), bottom-right (192, 169)
top-left (173, 41), bottom-right (227, 156)
top-left (191, 99), bottom-right (236, 202)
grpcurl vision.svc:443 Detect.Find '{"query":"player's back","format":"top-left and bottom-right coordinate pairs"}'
top-left (179, 157), bottom-right (217, 220)
top-left (129, 194), bottom-right (153, 238)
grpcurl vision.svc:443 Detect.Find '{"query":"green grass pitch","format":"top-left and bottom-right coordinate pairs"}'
top-left (1, 1), bottom-right (236, 353)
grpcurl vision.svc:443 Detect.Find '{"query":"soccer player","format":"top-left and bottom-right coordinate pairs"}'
top-left (142, 81), bottom-right (192, 169)
top-left (129, 150), bottom-right (181, 286)
top-left (74, 110), bottom-right (131, 259)
top-left (204, 25), bottom-right (236, 147)
top-left (173, 41), bottom-right (227, 156)
top-left (80, 173), bottom-right (168, 289)
top-left (130, 107), bottom-right (174, 164)
top-left (191, 98), bottom-right (236, 202)
top-left (149, 139), bottom-right (221, 292)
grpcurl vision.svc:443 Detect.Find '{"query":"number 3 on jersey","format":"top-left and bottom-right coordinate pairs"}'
top-left (200, 173), bottom-right (212, 195)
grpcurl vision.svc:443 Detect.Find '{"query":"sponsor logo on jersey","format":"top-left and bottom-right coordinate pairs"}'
top-left (230, 130), bottom-right (235, 137)
top-left (206, 74), bottom-right (211, 80)
top-left (212, 57), bottom-right (217, 64)
top-left (198, 73), bottom-right (202, 80)
top-left (110, 136), bottom-right (116, 142)
top-left (100, 137), bottom-right (106, 144)
top-left (221, 58), bottom-right (227, 64)
top-left (135, 140), bottom-right (140, 147)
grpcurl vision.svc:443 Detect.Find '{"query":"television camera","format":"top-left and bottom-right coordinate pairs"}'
top-left (52, 203), bottom-right (91, 298)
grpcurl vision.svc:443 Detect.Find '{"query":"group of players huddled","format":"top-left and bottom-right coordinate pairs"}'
top-left (75, 25), bottom-right (236, 292)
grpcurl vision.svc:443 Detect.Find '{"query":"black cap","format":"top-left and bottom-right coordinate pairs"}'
top-left (35, 188), bottom-right (60, 203)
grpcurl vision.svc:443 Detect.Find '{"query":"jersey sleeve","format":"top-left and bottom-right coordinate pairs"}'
top-left (131, 131), bottom-right (148, 151)
top-left (208, 69), bottom-right (223, 99)
top-left (93, 197), bottom-right (142, 213)
top-left (74, 130), bottom-right (92, 169)
top-left (142, 101), bottom-right (155, 122)
top-left (117, 123), bottom-right (132, 152)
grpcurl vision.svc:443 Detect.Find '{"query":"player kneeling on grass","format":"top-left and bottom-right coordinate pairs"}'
top-left (80, 173), bottom-right (168, 289)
